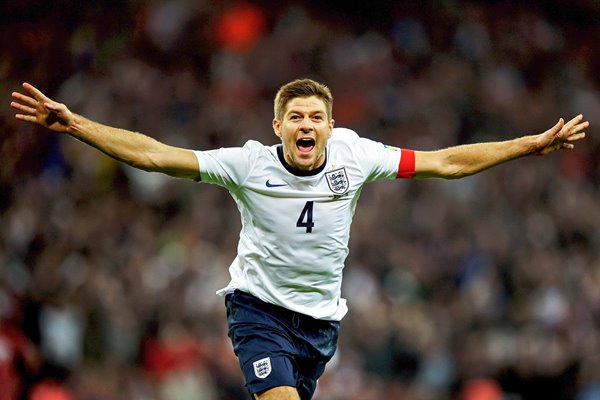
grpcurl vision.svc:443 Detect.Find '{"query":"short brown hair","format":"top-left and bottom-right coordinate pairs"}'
top-left (274, 79), bottom-right (333, 121)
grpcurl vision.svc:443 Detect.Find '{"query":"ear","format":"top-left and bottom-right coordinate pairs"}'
top-left (328, 118), bottom-right (335, 137)
top-left (273, 118), bottom-right (282, 138)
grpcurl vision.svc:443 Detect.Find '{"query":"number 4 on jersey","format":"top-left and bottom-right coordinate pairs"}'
top-left (296, 201), bottom-right (314, 233)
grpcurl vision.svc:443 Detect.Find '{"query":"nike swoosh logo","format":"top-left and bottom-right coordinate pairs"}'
top-left (265, 179), bottom-right (288, 188)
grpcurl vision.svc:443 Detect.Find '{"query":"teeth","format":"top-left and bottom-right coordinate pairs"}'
top-left (297, 138), bottom-right (315, 144)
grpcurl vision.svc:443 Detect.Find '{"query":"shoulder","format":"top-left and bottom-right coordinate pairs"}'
top-left (242, 139), bottom-right (270, 151)
top-left (328, 127), bottom-right (402, 179)
top-left (330, 127), bottom-right (383, 152)
top-left (219, 139), bottom-right (275, 160)
top-left (331, 127), bottom-right (360, 142)
top-left (196, 139), bottom-right (272, 170)
top-left (329, 128), bottom-right (362, 152)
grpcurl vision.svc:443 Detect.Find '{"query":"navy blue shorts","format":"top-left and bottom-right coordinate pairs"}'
top-left (225, 290), bottom-right (340, 399)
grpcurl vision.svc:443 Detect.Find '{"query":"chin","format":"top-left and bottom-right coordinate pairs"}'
top-left (298, 158), bottom-right (316, 169)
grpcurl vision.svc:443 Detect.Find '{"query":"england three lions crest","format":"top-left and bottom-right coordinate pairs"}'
top-left (253, 357), bottom-right (272, 379)
top-left (326, 168), bottom-right (349, 195)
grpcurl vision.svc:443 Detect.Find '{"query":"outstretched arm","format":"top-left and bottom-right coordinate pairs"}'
top-left (414, 115), bottom-right (589, 179)
top-left (11, 82), bottom-right (200, 179)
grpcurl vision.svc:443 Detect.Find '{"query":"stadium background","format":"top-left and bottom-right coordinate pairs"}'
top-left (1, 1), bottom-right (600, 399)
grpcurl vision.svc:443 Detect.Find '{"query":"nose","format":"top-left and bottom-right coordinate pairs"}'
top-left (299, 116), bottom-right (313, 132)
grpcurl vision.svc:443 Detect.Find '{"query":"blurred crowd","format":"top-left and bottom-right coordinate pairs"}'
top-left (1, 1), bottom-right (600, 399)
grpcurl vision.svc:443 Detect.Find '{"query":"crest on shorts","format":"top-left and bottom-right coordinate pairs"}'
top-left (325, 167), bottom-right (349, 194)
top-left (253, 357), bottom-right (272, 379)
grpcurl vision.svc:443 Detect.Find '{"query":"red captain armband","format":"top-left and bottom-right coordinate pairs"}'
top-left (397, 149), bottom-right (415, 179)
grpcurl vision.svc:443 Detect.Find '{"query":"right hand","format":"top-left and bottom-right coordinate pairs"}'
top-left (11, 82), bottom-right (73, 133)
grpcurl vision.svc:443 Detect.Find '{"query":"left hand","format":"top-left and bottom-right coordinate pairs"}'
top-left (534, 114), bottom-right (588, 155)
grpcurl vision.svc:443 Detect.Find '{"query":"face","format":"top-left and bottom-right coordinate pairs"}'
top-left (273, 96), bottom-right (334, 171)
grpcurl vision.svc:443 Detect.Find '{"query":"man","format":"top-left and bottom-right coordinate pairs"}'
top-left (11, 79), bottom-right (588, 400)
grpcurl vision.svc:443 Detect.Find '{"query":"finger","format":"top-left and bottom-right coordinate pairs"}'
top-left (557, 117), bottom-right (564, 128)
top-left (563, 114), bottom-right (584, 130)
top-left (45, 101), bottom-right (63, 112)
top-left (557, 116), bottom-right (585, 141)
top-left (15, 114), bottom-right (38, 123)
top-left (570, 121), bottom-right (589, 134)
top-left (566, 132), bottom-right (586, 142)
top-left (22, 82), bottom-right (49, 102)
top-left (562, 142), bottom-right (574, 150)
top-left (10, 101), bottom-right (36, 114)
top-left (547, 118), bottom-right (564, 136)
top-left (11, 91), bottom-right (38, 107)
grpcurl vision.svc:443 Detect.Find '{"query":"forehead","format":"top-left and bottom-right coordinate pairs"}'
top-left (284, 96), bottom-right (327, 115)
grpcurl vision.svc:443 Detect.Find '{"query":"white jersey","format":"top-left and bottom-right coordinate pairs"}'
top-left (194, 128), bottom-right (413, 320)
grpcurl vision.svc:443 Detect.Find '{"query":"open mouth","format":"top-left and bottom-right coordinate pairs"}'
top-left (296, 138), bottom-right (315, 154)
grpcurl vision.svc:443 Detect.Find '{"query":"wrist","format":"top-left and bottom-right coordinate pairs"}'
top-left (66, 113), bottom-right (85, 135)
top-left (520, 135), bottom-right (542, 156)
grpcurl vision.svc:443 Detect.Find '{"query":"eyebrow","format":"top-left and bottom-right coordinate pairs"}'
top-left (286, 109), bottom-right (326, 117)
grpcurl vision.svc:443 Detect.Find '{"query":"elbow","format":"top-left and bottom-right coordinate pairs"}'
top-left (434, 157), bottom-right (473, 179)
top-left (415, 151), bottom-right (477, 179)
top-left (128, 153), bottom-right (160, 172)
top-left (444, 167), bottom-right (474, 179)
top-left (441, 154), bottom-right (478, 179)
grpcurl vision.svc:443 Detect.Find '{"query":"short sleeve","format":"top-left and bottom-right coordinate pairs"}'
top-left (355, 137), bottom-right (403, 182)
top-left (330, 128), bottom-right (413, 182)
top-left (194, 141), bottom-right (259, 189)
